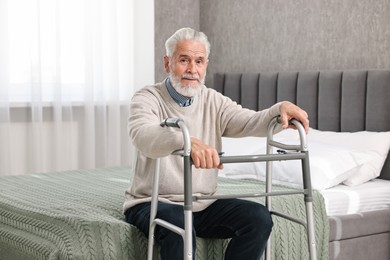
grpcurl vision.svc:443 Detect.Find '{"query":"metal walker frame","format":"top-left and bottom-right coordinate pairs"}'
top-left (147, 116), bottom-right (317, 260)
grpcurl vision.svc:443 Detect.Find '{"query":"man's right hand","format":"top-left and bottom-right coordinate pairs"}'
top-left (190, 137), bottom-right (223, 169)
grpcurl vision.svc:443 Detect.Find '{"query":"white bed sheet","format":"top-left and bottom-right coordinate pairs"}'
top-left (320, 178), bottom-right (390, 216)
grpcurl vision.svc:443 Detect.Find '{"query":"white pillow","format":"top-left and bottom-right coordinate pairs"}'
top-left (306, 129), bottom-right (390, 186)
top-left (221, 128), bottom-right (390, 190)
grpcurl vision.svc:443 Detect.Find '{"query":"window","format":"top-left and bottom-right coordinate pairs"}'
top-left (2, 0), bottom-right (154, 103)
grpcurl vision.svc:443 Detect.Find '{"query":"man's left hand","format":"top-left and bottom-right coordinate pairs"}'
top-left (279, 101), bottom-right (310, 133)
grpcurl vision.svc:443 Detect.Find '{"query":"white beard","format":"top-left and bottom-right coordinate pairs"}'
top-left (169, 72), bottom-right (205, 97)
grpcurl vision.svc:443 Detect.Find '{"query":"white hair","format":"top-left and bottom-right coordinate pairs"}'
top-left (165, 27), bottom-right (211, 59)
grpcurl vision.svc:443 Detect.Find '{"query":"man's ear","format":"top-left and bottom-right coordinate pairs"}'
top-left (164, 56), bottom-right (170, 73)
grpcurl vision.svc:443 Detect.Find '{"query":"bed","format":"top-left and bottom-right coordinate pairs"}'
top-left (0, 69), bottom-right (388, 260)
top-left (213, 69), bottom-right (390, 260)
top-left (0, 166), bottom-right (329, 260)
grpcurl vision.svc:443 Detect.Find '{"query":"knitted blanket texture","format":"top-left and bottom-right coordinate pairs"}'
top-left (0, 167), bottom-right (328, 260)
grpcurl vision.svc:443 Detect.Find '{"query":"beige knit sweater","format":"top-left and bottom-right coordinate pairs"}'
top-left (123, 80), bottom-right (282, 212)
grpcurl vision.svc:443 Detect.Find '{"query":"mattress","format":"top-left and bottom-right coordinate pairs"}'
top-left (0, 166), bottom-right (329, 260)
top-left (321, 179), bottom-right (390, 216)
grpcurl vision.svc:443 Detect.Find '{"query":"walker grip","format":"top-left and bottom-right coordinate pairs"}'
top-left (160, 118), bottom-right (183, 128)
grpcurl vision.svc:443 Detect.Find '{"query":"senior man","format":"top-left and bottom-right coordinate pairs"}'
top-left (124, 27), bottom-right (309, 260)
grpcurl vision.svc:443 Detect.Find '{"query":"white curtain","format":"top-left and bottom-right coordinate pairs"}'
top-left (0, 0), bottom-right (154, 176)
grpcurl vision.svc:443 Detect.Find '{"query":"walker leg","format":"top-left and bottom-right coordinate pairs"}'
top-left (302, 153), bottom-right (317, 260)
top-left (265, 154), bottom-right (273, 260)
top-left (183, 155), bottom-right (193, 260)
top-left (148, 158), bottom-right (161, 260)
top-left (265, 240), bottom-right (271, 260)
top-left (305, 202), bottom-right (317, 260)
top-left (183, 210), bottom-right (193, 260)
top-left (147, 223), bottom-right (157, 260)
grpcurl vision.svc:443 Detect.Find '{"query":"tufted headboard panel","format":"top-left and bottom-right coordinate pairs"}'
top-left (213, 70), bottom-right (390, 180)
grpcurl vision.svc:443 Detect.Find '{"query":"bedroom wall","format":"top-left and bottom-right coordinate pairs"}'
top-left (199, 0), bottom-right (390, 86)
top-left (153, 0), bottom-right (390, 86)
top-left (154, 0), bottom-right (200, 83)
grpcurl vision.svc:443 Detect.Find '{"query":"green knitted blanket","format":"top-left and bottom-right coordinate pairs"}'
top-left (0, 167), bottom-right (328, 260)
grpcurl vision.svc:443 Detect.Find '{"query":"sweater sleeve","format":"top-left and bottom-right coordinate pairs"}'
top-left (128, 87), bottom-right (184, 159)
top-left (218, 93), bottom-right (283, 137)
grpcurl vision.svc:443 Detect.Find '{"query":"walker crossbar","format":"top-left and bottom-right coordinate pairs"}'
top-left (270, 210), bottom-right (308, 228)
top-left (147, 116), bottom-right (317, 260)
top-left (194, 189), bottom-right (309, 201)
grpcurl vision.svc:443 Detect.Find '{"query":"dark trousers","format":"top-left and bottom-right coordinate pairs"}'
top-left (125, 199), bottom-right (273, 260)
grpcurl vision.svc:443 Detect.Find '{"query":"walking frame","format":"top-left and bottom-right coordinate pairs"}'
top-left (147, 116), bottom-right (317, 260)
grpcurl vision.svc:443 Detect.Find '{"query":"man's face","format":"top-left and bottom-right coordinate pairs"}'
top-left (164, 40), bottom-right (208, 97)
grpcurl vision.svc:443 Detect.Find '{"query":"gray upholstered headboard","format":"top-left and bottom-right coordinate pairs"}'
top-left (213, 70), bottom-right (390, 180)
